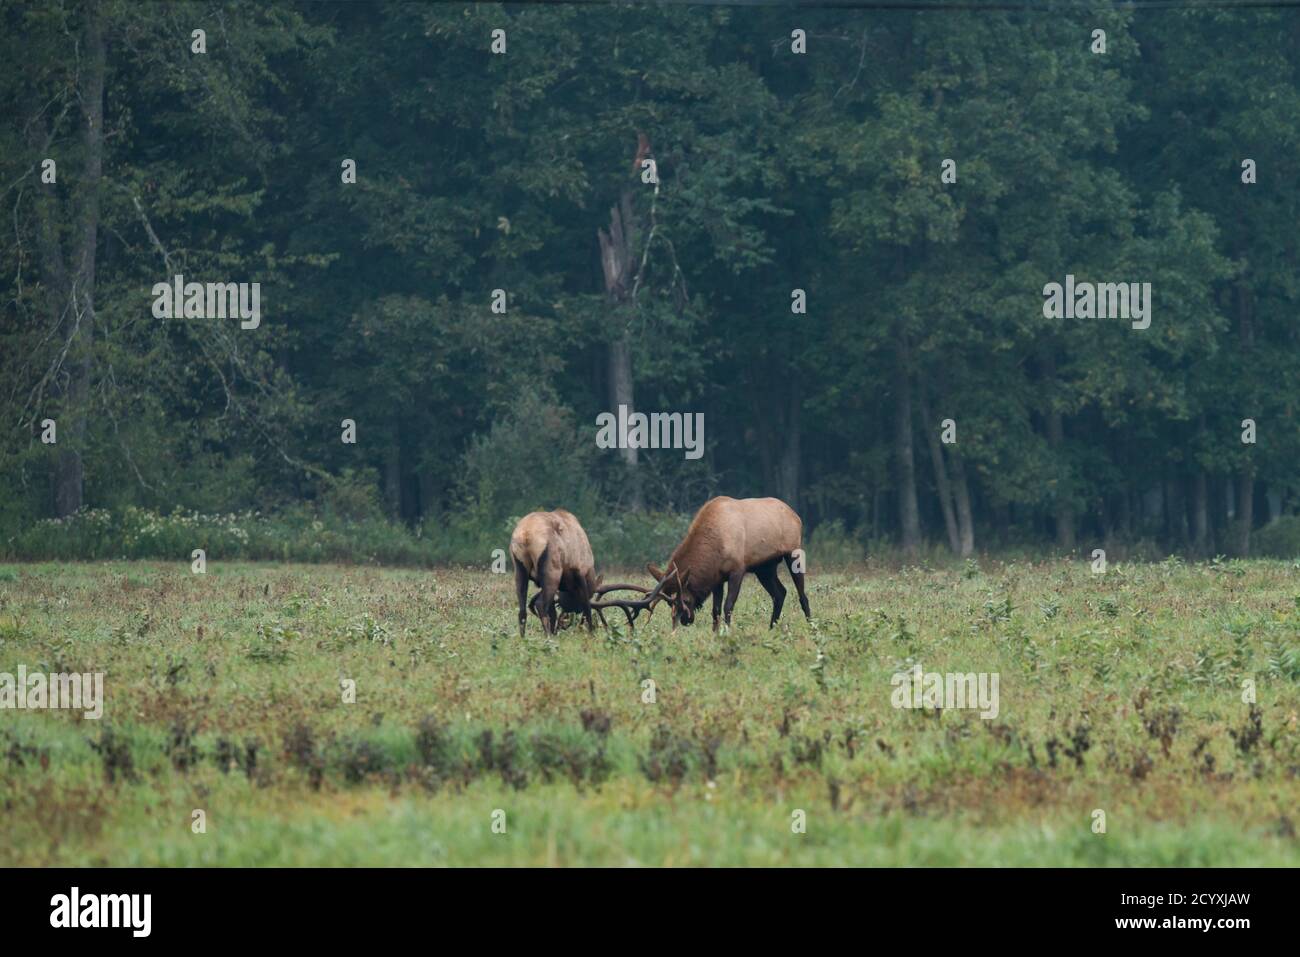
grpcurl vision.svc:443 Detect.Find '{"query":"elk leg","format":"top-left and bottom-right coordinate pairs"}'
top-left (755, 561), bottom-right (786, 628)
top-left (783, 553), bottom-right (811, 619)
top-left (514, 560), bottom-right (530, 637)
top-left (538, 578), bottom-right (558, 636)
top-left (722, 571), bottom-right (745, 626)
top-left (711, 584), bottom-right (724, 632)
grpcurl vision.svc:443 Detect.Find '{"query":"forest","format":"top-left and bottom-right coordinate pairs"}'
top-left (3, 0), bottom-right (1299, 564)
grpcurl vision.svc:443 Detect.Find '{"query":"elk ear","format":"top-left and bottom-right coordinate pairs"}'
top-left (679, 570), bottom-right (691, 591)
top-left (647, 563), bottom-right (664, 581)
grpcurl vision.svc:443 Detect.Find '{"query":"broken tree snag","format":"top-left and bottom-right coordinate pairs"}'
top-left (598, 188), bottom-right (642, 508)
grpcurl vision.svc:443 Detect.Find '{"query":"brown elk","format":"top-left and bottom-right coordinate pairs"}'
top-left (592, 496), bottom-right (811, 631)
top-left (509, 510), bottom-right (648, 636)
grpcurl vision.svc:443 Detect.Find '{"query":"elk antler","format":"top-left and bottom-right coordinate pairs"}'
top-left (593, 582), bottom-right (652, 597)
top-left (589, 565), bottom-right (677, 631)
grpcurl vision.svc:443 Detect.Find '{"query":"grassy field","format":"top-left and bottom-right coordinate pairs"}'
top-left (1, 557), bottom-right (1298, 866)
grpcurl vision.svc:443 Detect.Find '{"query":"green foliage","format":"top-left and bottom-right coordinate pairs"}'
top-left (0, 500), bottom-right (702, 569)
top-left (1, 505), bottom-right (438, 565)
top-left (805, 519), bottom-right (866, 567)
top-left (2, 3), bottom-right (1300, 559)
top-left (319, 469), bottom-right (385, 524)
top-left (449, 391), bottom-right (601, 554)
top-left (1253, 518), bottom-right (1300, 559)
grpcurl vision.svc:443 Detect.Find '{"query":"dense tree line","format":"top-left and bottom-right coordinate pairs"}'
top-left (3, 0), bottom-right (1299, 558)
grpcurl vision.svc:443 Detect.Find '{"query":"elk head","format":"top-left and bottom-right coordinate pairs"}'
top-left (648, 563), bottom-right (696, 625)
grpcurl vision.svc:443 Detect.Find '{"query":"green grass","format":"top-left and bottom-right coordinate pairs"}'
top-left (1, 557), bottom-right (1298, 866)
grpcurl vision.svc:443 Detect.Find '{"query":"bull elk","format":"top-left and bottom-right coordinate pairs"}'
top-left (509, 509), bottom-right (648, 636)
top-left (592, 496), bottom-right (811, 631)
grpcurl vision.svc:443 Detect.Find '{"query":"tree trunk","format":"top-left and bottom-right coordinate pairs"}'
top-left (892, 328), bottom-right (921, 559)
top-left (1214, 475), bottom-right (1232, 554)
top-left (949, 450), bottom-right (975, 557)
top-left (417, 471), bottom-right (437, 522)
top-left (993, 501), bottom-right (1010, 545)
top-left (606, 333), bottom-right (639, 494)
top-left (1046, 412), bottom-right (1074, 551)
top-left (1192, 472), bottom-right (1209, 555)
top-left (383, 439), bottom-right (402, 519)
top-left (1231, 230), bottom-right (1254, 557)
top-left (749, 380), bottom-right (777, 494)
top-left (1235, 472), bottom-right (1254, 557)
top-left (1041, 353), bottom-right (1074, 552)
top-left (1266, 486), bottom-right (1282, 524)
top-left (918, 388), bottom-right (959, 554)
top-left (598, 189), bottom-right (642, 508)
top-left (777, 375), bottom-right (801, 511)
top-left (47, 4), bottom-right (106, 516)
top-left (1165, 474), bottom-right (1189, 550)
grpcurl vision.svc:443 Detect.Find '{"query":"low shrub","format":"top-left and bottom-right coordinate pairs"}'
top-left (1253, 516), bottom-right (1300, 558)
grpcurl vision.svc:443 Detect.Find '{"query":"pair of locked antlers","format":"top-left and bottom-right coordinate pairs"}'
top-left (589, 565), bottom-right (686, 630)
